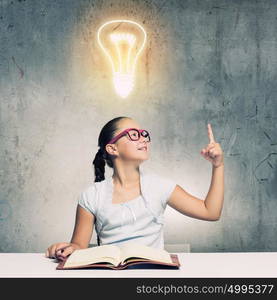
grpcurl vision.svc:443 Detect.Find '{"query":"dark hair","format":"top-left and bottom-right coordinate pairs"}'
top-left (92, 116), bottom-right (129, 182)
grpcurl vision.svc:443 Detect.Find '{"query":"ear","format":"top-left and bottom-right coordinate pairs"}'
top-left (105, 144), bottom-right (118, 156)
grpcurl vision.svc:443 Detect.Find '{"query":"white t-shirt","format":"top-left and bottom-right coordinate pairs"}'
top-left (78, 169), bottom-right (176, 249)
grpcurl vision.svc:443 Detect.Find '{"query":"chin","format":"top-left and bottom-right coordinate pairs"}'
top-left (134, 153), bottom-right (149, 163)
top-left (127, 150), bottom-right (150, 162)
top-left (139, 155), bottom-right (150, 162)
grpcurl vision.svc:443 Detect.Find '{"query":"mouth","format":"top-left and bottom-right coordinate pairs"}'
top-left (137, 146), bottom-right (147, 151)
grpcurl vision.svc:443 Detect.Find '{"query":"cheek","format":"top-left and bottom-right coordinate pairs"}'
top-left (118, 141), bottom-right (138, 155)
top-left (126, 142), bottom-right (139, 153)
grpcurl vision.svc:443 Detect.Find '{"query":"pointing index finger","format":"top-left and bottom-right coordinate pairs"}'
top-left (207, 123), bottom-right (216, 143)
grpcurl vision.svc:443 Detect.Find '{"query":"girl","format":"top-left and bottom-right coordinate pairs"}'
top-left (46, 116), bottom-right (224, 261)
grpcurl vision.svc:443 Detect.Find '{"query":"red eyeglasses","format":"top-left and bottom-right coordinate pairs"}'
top-left (107, 128), bottom-right (151, 144)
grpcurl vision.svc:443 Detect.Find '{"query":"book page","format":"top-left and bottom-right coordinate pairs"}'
top-left (119, 243), bottom-right (172, 264)
top-left (63, 245), bottom-right (121, 268)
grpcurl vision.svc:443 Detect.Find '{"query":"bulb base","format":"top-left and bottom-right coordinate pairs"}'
top-left (113, 73), bottom-right (134, 98)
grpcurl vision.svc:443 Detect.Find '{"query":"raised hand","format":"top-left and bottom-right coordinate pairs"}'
top-left (200, 123), bottom-right (224, 168)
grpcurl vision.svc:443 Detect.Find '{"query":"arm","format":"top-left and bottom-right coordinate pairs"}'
top-left (46, 205), bottom-right (95, 259)
top-left (167, 123), bottom-right (224, 221)
top-left (70, 204), bottom-right (95, 248)
top-left (168, 164), bottom-right (224, 221)
top-left (204, 164), bottom-right (224, 220)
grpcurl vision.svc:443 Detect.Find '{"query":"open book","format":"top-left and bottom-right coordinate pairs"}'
top-left (56, 243), bottom-right (180, 270)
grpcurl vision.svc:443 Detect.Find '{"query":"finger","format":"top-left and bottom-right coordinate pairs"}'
top-left (201, 145), bottom-right (215, 157)
top-left (202, 145), bottom-right (215, 157)
top-left (201, 151), bottom-right (213, 162)
top-left (49, 243), bottom-right (69, 258)
top-left (207, 123), bottom-right (216, 143)
top-left (56, 255), bottom-right (65, 261)
top-left (201, 153), bottom-right (211, 161)
top-left (55, 249), bottom-right (63, 258)
top-left (49, 246), bottom-right (59, 258)
top-left (200, 148), bottom-right (206, 155)
top-left (208, 150), bottom-right (215, 158)
top-left (56, 250), bottom-right (68, 261)
top-left (206, 143), bottom-right (216, 151)
top-left (58, 246), bottom-right (74, 259)
top-left (55, 245), bottom-right (71, 257)
top-left (208, 149), bottom-right (219, 158)
top-left (201, 149), bottom-right (211, 159)
top-left (55, 245), bottom-right (68, 254)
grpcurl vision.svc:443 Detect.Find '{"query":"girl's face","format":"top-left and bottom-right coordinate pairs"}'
top-left (109, 118), bottom-right (150, 163)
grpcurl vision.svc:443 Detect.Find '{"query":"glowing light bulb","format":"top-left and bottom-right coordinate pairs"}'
top-left (97, 20), bottom-right (147, 98)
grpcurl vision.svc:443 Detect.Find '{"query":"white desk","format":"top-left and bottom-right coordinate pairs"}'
top-left (0, 252), bottom-right (277, 278)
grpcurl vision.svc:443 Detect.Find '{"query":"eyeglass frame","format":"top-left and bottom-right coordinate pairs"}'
top-left (107, 128), bottom-right (151, 145)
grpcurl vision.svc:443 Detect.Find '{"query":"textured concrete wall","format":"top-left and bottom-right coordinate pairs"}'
top-left (0, 0), bottom-right (276, 253)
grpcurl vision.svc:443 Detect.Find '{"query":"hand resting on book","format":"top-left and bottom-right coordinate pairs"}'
top-left (56, 243), bottom-right (180, 270)
top-left (45, 242), bottom-right (81, 261)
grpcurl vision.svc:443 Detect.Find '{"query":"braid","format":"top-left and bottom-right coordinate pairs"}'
top-left (92, 148), bottom-right (106, 182)
top-left (92, 116), bottom-right (129, 182)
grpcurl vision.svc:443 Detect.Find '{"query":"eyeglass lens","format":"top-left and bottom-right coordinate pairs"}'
top-left (128, 129), bottom-right (150, 142)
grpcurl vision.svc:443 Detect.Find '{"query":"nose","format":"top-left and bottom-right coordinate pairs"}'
top-left (140, 136), bottom-right (148, 143)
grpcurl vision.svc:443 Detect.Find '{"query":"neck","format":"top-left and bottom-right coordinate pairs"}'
top-left (112, 163), bottom-right (141, 188)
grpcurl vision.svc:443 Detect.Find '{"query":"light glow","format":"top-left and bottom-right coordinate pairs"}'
top-left (97, 20), bottom-right (147, 98)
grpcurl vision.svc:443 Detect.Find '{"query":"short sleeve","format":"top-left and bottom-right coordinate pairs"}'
top-left (77, 185), bottom-right (97, 216)
top-left (159, 176), bottom-right (177, 208)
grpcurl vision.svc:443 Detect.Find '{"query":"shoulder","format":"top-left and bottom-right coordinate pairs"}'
top-left (141, 170), bottom-right (176, 199)
top-left (78, 179), bottom-right (109, 215)
top-left (81, 179), bottom-right (107, 195)
top-left (140, 170), bottom-right (176, 211)
top-left (79, 179), bottom-right (111, 204)
top-left (80, 183), bottom-right (96, 198)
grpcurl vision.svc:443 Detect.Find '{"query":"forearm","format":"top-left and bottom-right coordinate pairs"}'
top-left (204, 163), bottom-right (224, 220)
top-left (69, 205), bottom-right (94, 249)
top-left (70, 232), bottom-right (91, 249)
top-left (69, 241), bottom-right (84, 249)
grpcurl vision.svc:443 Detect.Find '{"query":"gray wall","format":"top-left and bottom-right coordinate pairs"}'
top-left (0, 0), bottom-right (276, 253)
